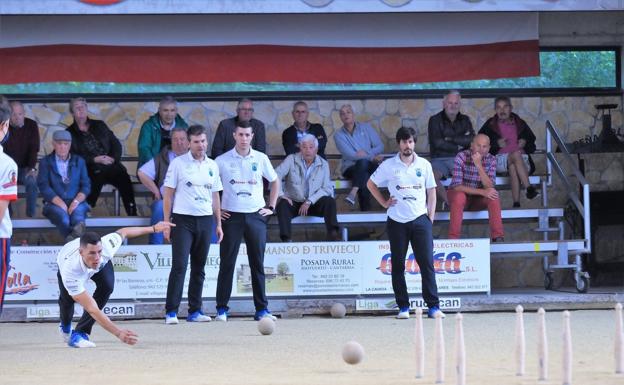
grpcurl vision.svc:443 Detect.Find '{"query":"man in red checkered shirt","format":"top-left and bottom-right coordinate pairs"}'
top-left (447, 134), bottom-right (504, 241)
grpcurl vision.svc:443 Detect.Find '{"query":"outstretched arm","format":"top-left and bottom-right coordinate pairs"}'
top-left (115, 221), bottom-right (175, 241)
top-left (72, 291), bottom-right (138, 345)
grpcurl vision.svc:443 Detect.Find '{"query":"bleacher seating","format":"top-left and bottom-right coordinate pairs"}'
top-left (10, 120), bottom-right (592, 292)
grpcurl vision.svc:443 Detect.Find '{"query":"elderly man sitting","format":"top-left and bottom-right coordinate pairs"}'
top-left (37, 130), bottom-right (91, 241)
top-left (137, 126), bottom-right (189, 244)
top-left (275, 134), bottom-right (340, 242)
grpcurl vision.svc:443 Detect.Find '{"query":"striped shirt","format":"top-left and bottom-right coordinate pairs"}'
top-left (449, 149), bottom-right (496, 189)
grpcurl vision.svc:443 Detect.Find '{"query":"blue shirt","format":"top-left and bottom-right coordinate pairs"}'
top-left (334, 122), bottom-right (384, 173)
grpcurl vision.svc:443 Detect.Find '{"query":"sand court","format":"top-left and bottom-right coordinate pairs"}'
top-left (0, 309), bottom-right (622, 385)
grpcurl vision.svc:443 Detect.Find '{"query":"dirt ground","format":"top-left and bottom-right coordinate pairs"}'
top-left (0, 309), bottom-right (622, 385)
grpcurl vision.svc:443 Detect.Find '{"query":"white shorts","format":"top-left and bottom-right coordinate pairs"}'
top-left (496, 153), bottom-right (530, 174)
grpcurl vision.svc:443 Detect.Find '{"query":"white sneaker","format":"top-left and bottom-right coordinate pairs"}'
top-left (396, 308), bottom-right (410, 319)
top-left (215, 312), bottom-right (228, 322)
top-left (427, 307), bottom-right (446, 319)
top-left (68, 331), bottom-right (96, 348)
top-left (254, 309), bottom-right (277, 321)
top-left (59, 323), bottom-right (71, 343)
top-left (187, 311), bottom-right (212, 322)
top-left (165, 312), bottom-right (179, 325)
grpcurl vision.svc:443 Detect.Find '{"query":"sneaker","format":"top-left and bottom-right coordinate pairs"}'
top-left (254, 309), bottom-right (277, 321)
top-left (513, 202), bottom-right (521, 208)
top-left (187, 310), bottom-right (212, 322)
top-left (215, 308), bottom-right (228, 322)
top-left (491, 237), bottom-right (505, 243)
top-left (344, 194), bottom-right (356, 206)
top-left (165, 311), bottom-right (179, 325)
top-left (68, 331), bottom-right (96, 348)
top-left (396, 307), bottom-right (410, 319)
top-left (427, 306), bottom-right (446, 319)
top-left (526, 186), bottom-right (539, 200)
top-left (59, 323), bottom-right (71, 343)
top-left (70, 222), bottom-right (86, 239)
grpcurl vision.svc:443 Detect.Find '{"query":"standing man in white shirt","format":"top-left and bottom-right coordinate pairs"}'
top-left (215, 120), bottom-right (280, 322)
top-left (57, 221), bottom-right (174, 348)
top-left (162, 125), bottom-right (223, 325)
top-left (367, 126), bottom-right (445, 320)
top-left (0, 101), bottom-right (18, 316)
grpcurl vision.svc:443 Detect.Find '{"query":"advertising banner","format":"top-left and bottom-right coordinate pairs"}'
top-left (5, 239), bottom-right (489, 302)
top-left (361, 239), bottom-right (491, 295)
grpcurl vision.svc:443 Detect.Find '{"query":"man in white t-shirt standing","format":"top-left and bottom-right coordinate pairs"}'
top-left (215, 120), bottom-right (280, 322)
top-left (57, 221), bottom-right (174, 348)
top-left (0, 101), bottom-right (18, 316)
top-left (367, 126), bottom-right (445, 320)
top-left (162, 125), bottom-right (223, 325)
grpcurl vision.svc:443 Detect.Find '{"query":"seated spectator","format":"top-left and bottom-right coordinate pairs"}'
top-left (334, 104), bottom-right (384, 211)
top-left (37, 130), bottom-right (90, 242)
top-left (137, 126), bottom-right (189, 244)
top-left (427, 90), bottom-right (474, 207)
top-left (211, 98), bottom-right (266, 158)
top-left (479, 96), bottom-right (538, 207)
top-left (66, 97), bottom-right (137, 216)
top-left (282, 101), bottom-right (328, 159)
top-left (4, 101), bottom-right (40, 217)
top-left (448, 134), bottom-right (504, 242)
top-left (137, 96), bottom-right (188, 168)
top-left (275, 134), bottom-right (340, 242)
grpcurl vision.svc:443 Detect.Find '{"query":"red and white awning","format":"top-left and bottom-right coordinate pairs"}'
top-left (0, 13), bottom-right (539, 84)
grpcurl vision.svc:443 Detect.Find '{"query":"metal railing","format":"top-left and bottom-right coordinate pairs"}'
top-left (545, 120), bottom-right (591, 253)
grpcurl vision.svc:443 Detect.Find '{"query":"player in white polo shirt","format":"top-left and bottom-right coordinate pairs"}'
top-left (367, 126), bottom-right (445, 320)
top-left (162, 125), bottom-right (223, 325)
top-left (215, 120), bottom-right (280, 321)
top-left (57, 221), bottom-right (174, 348)
top-left (0, 101), bottom-right (18, 316)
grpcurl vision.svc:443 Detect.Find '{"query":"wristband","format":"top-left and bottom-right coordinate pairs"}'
top-left (152, 225), bottom-right (157, 233)
top-left (266, 205), bottom-right (274, 211)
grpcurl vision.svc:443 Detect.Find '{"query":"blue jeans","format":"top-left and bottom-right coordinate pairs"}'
top-left (149, 200), bottom-right (164, 244)
top-left (18, 168), bottom-right (38, 217)
top-left (42, 201), bottom-right (90, 237)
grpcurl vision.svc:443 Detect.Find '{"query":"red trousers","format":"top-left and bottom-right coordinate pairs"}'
top-left (448, 190), bottom-right (504, 240)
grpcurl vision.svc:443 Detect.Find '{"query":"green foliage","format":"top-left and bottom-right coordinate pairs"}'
top-left (277, 262), bottom-right (290, 276)
top-left (0, 50), bottom-right (616, 94)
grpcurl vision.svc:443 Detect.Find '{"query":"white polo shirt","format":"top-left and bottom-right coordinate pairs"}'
top-left (0, 146), bottom-right (18, 238)
top-left (216, 148), bottom-right (278, 213)
top-left (57, 232), bottom-right (123, 297)
top-left (164, 151), bottom-right (223, 216)
top-left (370, 153), bottom-right (436, 223)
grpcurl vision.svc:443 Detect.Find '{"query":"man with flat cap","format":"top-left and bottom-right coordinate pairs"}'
top-left (37, 130), bottom-right (91, 241)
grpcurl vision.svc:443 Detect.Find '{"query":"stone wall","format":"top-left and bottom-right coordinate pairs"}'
top-left (25, 95), bottom-right (623, 165)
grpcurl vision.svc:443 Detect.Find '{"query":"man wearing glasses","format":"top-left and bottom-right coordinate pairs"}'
top-left (211, 98), bottom-right (266, 158)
